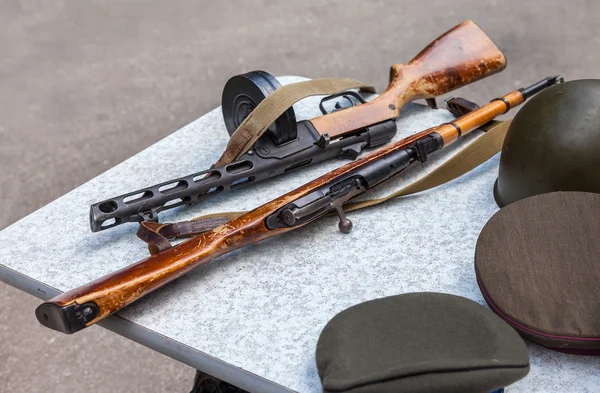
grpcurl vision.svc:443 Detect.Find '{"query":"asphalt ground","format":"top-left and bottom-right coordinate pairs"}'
top-left (1, 1), bottom-right (599, 392)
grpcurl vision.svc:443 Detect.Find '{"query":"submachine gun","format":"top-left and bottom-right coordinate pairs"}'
top-left (89, 20), bottom-right (507, 232)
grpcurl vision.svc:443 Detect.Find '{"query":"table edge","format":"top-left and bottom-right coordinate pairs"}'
top-left (0, 263), bottom-right (297, 393)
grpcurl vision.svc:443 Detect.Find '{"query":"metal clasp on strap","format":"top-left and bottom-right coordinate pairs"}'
top-left (139, 207), bottom-right (160, 223)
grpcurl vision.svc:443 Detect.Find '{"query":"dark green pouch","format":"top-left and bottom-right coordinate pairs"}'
top-left (316, 293), bottom-right (529, 393)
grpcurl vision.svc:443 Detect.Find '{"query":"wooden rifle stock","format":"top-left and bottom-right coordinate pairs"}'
top-left (35, 74), bottom-right (565, 334)
top-left (310, 20), bottom-right (506, 139)
top-left (36, 128), bottom-right (433, 334)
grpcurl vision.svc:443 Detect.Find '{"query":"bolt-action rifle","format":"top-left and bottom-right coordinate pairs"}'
top-left (89, 20), bottom-right (506, 232)
top-left (36, 76), bottom-right (563, 334)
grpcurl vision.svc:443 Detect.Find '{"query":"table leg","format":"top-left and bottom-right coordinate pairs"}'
top-left (189, 370), bottom-right (250, 393)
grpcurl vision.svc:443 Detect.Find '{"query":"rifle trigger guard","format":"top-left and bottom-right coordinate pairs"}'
top-left (319, 91), bottom-right (366, 115)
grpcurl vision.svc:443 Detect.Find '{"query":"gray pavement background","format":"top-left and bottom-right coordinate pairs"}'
top-left (1, 1), bottom-right (598, 392)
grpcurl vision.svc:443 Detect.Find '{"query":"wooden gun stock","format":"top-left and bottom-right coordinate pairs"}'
top-left (310, 20), bottom-right (506, 139)
top-left (402, 19), bottom-right (506, 99)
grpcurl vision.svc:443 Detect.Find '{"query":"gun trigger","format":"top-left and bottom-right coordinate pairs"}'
top-left (339, 142), bottom-right (367, 160)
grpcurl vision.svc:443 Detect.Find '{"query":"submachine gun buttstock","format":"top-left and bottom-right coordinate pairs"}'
top-left (89, 118), bottom-right (396, 232)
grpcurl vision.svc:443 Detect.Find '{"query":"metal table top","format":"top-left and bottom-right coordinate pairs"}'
top-left (1, 76), bottom-right (597, 393)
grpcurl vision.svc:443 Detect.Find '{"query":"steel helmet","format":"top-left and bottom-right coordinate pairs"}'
top-left (494, 79), bottom-right (600, 207)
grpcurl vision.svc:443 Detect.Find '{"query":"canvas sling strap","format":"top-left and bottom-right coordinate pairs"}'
top-left (137, 77), bottom-right (510, 255)
top-left (214, 78), bottom-right (376, 167)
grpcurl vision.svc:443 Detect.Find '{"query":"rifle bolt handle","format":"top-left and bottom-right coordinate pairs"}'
top-left (335, 207), bottom-right (353, 233)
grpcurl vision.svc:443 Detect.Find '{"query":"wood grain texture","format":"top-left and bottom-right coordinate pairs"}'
top-left (310, 20), bottom-right (506, 139)
top-left (437, 91), bottom-right (524, 145)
